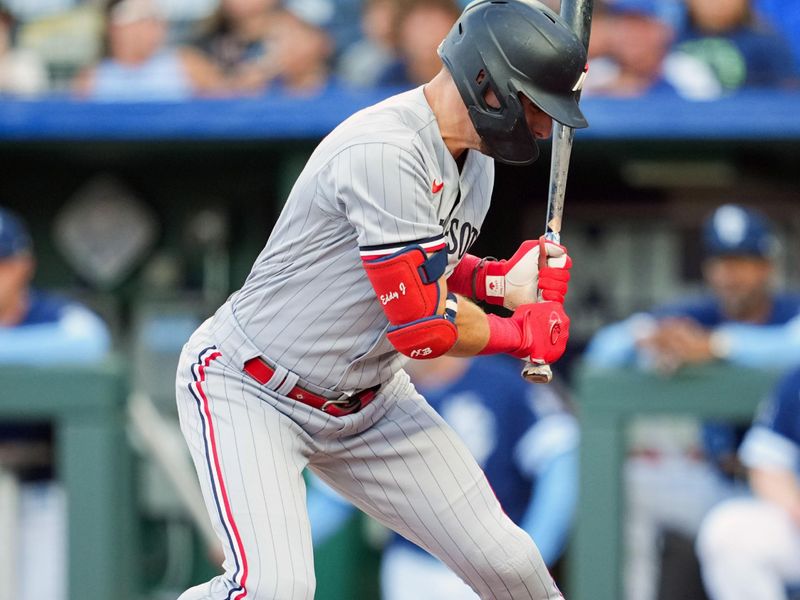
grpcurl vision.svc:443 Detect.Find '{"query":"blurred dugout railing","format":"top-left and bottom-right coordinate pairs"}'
top-left (570, 365), bottom-right (779, 600)
top-left (0, 362), bottom-right (135, 600)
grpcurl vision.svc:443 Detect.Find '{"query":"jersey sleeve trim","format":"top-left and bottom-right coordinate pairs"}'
top-left (359, 234), bottom-right (446, 260)
top-left (739, 425), bottom-right (799, 472)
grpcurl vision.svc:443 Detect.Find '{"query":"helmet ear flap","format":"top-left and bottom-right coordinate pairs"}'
top-left (467, 89), bottom-right (540, 166)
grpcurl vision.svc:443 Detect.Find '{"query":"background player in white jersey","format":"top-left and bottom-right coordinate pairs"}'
top-left (696, 366), bottom-right (800, 600)
top-left (175, 1), bottom-right (588, 599)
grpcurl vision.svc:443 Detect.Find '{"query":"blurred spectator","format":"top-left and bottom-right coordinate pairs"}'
top-left (585, 2), bottom-right (675, 97)
top-left (336, 0), bottom-right (404, 89)
top-left (379, 0), bottom-right (460, 88)
top-left (315, 0), bottom-right (362, 61)
top-left (2, 0), bottom-right (76, 21)
top-left (0, 206), bottom-right (111, 600)
top-left (755, 0), bottom-right (800, 71)
top-left (74, 0), bottom-right (224, 101)
top-left (603, 0), bottom-right (687, 29)
top-left (266, 0), bottom-right (336, 96)
top-left (584, 203), bottom-right (800, 600)
top-left (194, 0), bottom-right (336, 96)
top-left (153, 0), bottom-right (218, 41)
top-left (0, 5), bottom-right (48, 96)
top-left (0, 207), bottom-right (110, 361)
top-left (663, 0), bottom-right (797, 99)
top-left (697, 366), bottom-right (800, 600)
top-left (307, 355), bottom-right (579, 599)
top-left (192, 0), bottom-right (281, 93)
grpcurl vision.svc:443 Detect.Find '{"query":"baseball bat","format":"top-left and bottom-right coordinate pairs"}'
top-left (522, 0), bottom-right (593, 384)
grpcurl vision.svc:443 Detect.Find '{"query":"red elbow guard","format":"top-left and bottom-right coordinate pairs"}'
top-left (362, 245), bottom-right (458, 359)
top-left (387, 294), bottom-right (459, 359)
top-left (362, 245), bottom-right (448, 324)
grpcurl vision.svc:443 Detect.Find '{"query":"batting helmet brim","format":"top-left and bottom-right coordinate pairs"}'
top-left (517, 80), bottom-right (588, 129)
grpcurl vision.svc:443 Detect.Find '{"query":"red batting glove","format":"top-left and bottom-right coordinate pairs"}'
top-left (479, 302), bottom-right (570, 363)
top-left (538, 236), bottom-right (572, 304)
top-left (474, 237), bottom-right (572, 310)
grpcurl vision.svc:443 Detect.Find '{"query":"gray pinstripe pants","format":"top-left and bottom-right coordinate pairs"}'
top-left (174, 329), bottom-right (563, 600)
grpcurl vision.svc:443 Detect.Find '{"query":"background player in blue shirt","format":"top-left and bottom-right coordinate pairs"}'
top-left (697, 367), bottom-right (800, 600)
top-left (583, 203), bottom-right (800, 600)
top-left (0, 206), bottom-right (111, 600)
top-left (0, 207), bottom-right (110, 363)
top-left (307, 354), bottom-right (579, 600)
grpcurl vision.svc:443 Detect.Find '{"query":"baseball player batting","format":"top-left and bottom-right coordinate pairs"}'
top-left (175, 1), bottom-right (588, 599)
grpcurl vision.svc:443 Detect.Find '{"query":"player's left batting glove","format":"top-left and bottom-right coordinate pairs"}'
top-left (474, 236), bottom-right (572, 310)
top-left (479, 301), bottom-right (570, 364)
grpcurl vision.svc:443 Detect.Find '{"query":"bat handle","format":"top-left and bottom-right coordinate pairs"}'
top-left (522, 361), bottom-right (553, 384)
top-left (521, 234), bottom-right (559, 384)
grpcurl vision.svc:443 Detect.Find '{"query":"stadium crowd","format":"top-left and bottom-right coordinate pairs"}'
top-left (0, 0), bottom-right (797, 100)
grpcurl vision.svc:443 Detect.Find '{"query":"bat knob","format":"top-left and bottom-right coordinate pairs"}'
top-left (522, 363), bottom-right (553, 384)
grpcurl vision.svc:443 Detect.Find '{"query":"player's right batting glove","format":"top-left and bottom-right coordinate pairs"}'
top-left (475, 237), bottom-right (572, 310)
top-left (479, 301), bottom-right (570, 364)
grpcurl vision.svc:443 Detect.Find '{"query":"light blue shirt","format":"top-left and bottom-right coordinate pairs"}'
top-left (0, 291), bottom-right (111, 365)
top-left (90, 50), bottom-right (192, 102)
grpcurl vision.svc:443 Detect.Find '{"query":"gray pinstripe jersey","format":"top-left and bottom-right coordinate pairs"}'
top-left (209, 86), bottom-right (494, 393)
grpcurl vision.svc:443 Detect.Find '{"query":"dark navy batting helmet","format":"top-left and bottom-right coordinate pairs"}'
top-left (0, 208), bottom-right (32, 259)
top-left (438, 0), bottom-right (589, 165)
top-left (703, 204), bottom-right (778, 259)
